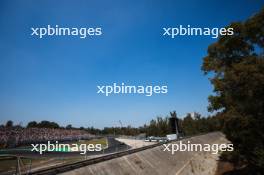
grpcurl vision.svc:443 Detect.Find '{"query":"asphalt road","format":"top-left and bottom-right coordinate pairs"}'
top-left (0, 137), bottom-right (130, 158)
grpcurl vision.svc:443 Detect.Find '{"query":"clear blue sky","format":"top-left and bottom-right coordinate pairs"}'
top-left (0, 0), bottom-right (263, 128)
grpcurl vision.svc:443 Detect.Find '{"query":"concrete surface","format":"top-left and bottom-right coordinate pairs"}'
top-left (115, 138), bottom-right (155, 149)
top-left (60, 132), bottom-right (229, 175)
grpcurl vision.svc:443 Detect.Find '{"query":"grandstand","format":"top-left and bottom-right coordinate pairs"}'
top-left (0, 127), bottom-right (92, 148)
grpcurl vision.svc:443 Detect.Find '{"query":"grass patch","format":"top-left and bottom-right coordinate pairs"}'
top-left (78, 137), bottom-right (108, 148)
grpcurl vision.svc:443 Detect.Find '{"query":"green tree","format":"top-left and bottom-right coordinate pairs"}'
top-left (202, 7), bottom-right (264, 172)
top-left (27, 121), bottom-right (38, 128)
top-left (5, 120), bottom-right (13, 127)
top-left (66, 124), bottom-right (72, 129)
top-left (38, 120), bottom-right (60, 128)
top-left (182, 114), bottom-right (196, 135)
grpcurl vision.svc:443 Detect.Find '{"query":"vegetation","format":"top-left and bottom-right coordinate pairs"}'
top-left (2, 111), bottom-right (222, 137)
top-left (27, 120), bottom-right (59, 128)
top-left (79, 138), bottom-right (108, 148)
top-left (202, 7), bottom-right (264, 173)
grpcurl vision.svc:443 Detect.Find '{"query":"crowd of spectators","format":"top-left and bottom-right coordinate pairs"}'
top-left (0, 126), bottom-right (92, 148)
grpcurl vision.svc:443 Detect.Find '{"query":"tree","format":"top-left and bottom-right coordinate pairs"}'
top-left (202, 7), bottom-right (264, 172)
top-left (38, 120), bottom-right (59, 128)
top-left (66, 124), bottom-right (72, 129)
top-left (182, 114), bottom-right (196, 135)
top-left (27, 121), bottom-right (38, 128)
top-left (6, 120), bottom-right (13, 127)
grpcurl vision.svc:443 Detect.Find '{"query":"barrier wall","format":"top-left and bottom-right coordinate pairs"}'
top-left (60, 132), bottom-right (229, 175)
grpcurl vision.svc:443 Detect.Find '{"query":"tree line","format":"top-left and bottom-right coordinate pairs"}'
top-left (2, 111), bottom-right (223, 137)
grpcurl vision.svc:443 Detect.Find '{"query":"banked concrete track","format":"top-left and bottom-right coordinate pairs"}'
top-left (57, 132), bottom-right (228, 175)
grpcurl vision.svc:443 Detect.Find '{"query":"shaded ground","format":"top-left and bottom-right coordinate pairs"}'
top-left (215, 161), bottom-right (234, 175)
top-left (215, 162), bottom-right (263, 175)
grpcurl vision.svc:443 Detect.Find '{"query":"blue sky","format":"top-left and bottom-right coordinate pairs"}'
top-left (0, 0), bottom-right (263, 128)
